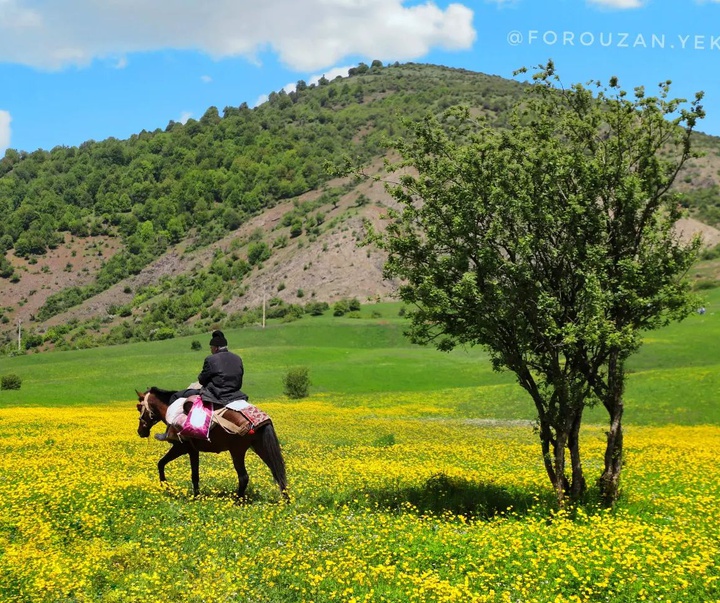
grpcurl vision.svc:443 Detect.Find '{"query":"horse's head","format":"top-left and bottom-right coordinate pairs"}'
top-left (136, 389), bottom-right (162, 438)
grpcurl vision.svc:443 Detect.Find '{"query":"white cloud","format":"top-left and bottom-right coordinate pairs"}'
top-left (587, 0), bottom-right (645, 8)
top-left (0, 0), bottom-right (476, 71)
top-left (179, 111), bottom-right (192, 124)
top-left (0, 110), bottom-right (10, 153)
top-left (201, 75), bottom-right (212, 83)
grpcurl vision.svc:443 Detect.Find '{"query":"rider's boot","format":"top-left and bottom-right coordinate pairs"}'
top-left (155, 426), bottom-right (179, 442)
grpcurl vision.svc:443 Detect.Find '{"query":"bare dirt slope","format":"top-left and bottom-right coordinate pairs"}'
top-left (676, 217), bottom-right (720, 248)
top-left (40, 173), bottom-right (400, 328)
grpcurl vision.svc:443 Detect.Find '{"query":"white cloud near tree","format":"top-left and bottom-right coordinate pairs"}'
top-left (0, 0), bottom-right (476, 71)
top-left (0, 111), bottom-right (11, 154)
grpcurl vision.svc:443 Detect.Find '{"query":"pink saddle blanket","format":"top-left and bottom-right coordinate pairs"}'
top-left (177, 395), bottom-right (212, 440)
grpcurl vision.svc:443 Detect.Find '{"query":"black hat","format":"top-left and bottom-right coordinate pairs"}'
top-left (209, 330), bottom-right (228, 347)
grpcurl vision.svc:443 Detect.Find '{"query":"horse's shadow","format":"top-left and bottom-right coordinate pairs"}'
top-left (321, 473), bottom-right (552, 520)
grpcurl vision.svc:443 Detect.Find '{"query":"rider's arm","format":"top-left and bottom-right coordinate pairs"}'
top-left (198, 356), bottom-right (214, 386)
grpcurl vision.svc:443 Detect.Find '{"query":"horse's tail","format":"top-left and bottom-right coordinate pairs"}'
top-left (254, 423), bottom-right (288, 497)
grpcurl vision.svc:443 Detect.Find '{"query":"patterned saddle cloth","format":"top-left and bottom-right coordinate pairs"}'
top-left (212, 403), bottom-right (272, 436)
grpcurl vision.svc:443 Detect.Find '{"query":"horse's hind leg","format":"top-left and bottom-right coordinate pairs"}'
top-left (230, 447), bottom-right (250, 499)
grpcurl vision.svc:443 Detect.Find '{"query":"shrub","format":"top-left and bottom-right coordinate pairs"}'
top-left (1, 374), bottom-right (22, 390)
top-left (333, 299), bottom-right (350, 316)
top-left (305, 301), bottom-right (329, 316)
top-left (283, 366), bottom-right (310, 399)
top-left (152, 327), bottom-right (175, 341)
top-left (247, 242), bottom-right (271, 266)
top-left (191, 340), bottom-right (202, 350)
top-left (699, 244), bottom-right (720, 261)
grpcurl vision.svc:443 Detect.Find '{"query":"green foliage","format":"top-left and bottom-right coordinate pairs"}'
top-left (247, 241), bottom-right (271, 266)
top-left (152, 327), bottom-right (176, 341)
top-left (332, 297), bottom-right (361, 316)
top-left (0, 255), bottom-right (14, 279)
top-left (305, 301), bottom-right (329, 316)
top-left (700, 243), bottom-right (720, 260)
top-left (1, 373), bottom-right (21, 390)
top-left (283, 366), bottom-right (310, 399)
top-left (377, 61), bottom-right (705, 504)
top-left (265, 300), bottom-right (304, 321)
top-left (679, 186), bottom-right (720, 227)
top-left (333, 299), bottom-right (350, 316)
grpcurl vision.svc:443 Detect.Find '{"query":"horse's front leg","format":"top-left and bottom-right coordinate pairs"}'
top-left (189, 448), bottom-right (200, 496)
top-left (158, 442), bottom-right (188, 484)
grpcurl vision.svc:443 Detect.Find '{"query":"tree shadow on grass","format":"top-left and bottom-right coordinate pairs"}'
top-left (321, 473), bottom-right (555, 521)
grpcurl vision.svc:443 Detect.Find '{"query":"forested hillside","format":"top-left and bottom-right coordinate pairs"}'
top-left (1, 62), bottom-right (719, 354)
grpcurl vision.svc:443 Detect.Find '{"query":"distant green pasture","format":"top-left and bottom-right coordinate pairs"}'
top-left (1, 289), bottom-right (718, 425)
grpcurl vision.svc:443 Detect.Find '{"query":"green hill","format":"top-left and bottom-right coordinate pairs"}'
top-left (1, 61), bottom-right (720, 354)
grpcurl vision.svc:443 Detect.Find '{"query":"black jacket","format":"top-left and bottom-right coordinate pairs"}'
top-left (198, 349), bottom-right (248, 406)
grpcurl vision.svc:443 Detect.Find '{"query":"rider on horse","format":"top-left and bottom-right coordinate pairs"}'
top-left (156, 330), bottom-right (248, 441)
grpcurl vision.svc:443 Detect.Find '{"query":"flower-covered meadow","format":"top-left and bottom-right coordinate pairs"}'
top-left (1, 397), bottom-right (719, 603)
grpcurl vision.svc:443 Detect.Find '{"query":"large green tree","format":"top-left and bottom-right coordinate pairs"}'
top-left (375, 62), bottom-right (705, 505)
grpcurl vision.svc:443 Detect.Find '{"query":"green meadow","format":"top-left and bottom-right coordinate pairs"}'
top-left (1, 290), bottom-right (719, 426)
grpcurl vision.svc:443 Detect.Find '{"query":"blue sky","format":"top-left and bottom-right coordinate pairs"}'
top-left (0, 0), bottom-right (719, 154)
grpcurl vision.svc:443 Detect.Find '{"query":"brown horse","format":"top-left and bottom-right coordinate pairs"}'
top-left (136, 387), bottom-right (288, 500)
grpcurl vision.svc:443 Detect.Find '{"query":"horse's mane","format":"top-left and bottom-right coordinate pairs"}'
top-left (148, 386), bottom-right (177, 404)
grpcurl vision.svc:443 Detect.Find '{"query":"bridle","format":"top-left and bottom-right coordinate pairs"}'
top-left (137, 392), bottom-right (162, 431)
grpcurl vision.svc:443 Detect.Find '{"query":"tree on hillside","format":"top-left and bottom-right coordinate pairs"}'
top-left (373, 62), bottom-right (705, 505)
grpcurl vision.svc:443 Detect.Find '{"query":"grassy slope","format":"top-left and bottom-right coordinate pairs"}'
top-left (0, 289), bottom-right (718, 425)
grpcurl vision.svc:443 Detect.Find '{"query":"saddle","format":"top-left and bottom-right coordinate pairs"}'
top-left (213, 405), bottom-right (272, 436)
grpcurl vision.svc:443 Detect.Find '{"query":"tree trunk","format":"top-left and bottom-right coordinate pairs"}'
top-left (568, 409), bottom-right (586, 499)
top-left (538, 419), bottom-right (569, 506)
top-left (599, 352), bottom-right (625, 505)
top-left (552, 429), bottom-right (569, 507)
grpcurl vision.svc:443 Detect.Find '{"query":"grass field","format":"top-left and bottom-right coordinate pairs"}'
top-left (0, 290), bottom-right (719, 602)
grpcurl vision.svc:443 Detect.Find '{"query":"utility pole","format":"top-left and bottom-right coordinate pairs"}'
top-left (262, 293), bottom-right (266, 328)
top-left (17, 319), bottom-right (21, 353)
